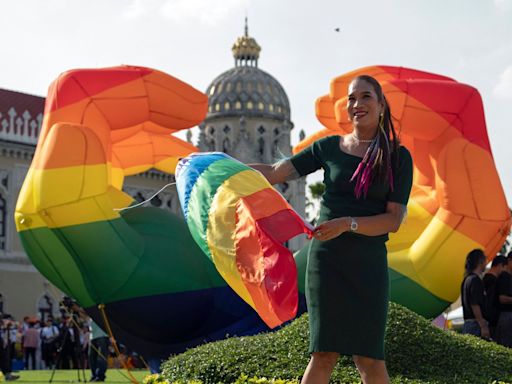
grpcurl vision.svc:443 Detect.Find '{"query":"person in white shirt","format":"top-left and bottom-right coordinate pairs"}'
top-left (40, 319), bottom-right (59, 369)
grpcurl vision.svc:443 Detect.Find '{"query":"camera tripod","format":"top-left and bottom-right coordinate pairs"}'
top-left (48, 322), bottom-right (87, 383)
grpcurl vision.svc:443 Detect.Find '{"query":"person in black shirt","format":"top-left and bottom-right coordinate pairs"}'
top-left (461, 249), bottom-right (489, 339)
top-left (483, 254), bottom-right (507, 339)
top-left (496, 253), bottom-right (512, 346)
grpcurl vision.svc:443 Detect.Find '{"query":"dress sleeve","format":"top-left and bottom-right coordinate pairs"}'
top-left (289, 138), bottom-right (326, 177)
top-left (387, 146), bottom-right (413, 205)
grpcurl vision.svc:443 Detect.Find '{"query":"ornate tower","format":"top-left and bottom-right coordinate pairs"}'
top-left (198, 20), bottom-right (306, 251)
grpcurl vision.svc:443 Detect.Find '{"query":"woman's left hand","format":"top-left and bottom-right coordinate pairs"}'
top-left (313, 217), bottom-right (349, 241)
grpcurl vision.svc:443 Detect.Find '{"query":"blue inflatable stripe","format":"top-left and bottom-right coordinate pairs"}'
top-left (176, 153), bottom-right (231, 221)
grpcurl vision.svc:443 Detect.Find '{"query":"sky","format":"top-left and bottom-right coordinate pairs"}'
top-left (1, 0), bottom-right (512, 201)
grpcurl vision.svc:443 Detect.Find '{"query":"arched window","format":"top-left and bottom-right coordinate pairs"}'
top-left (150, 195), bottom-right (162, 207)
top-left (258, 137), bottom-right (265, 156)
top-left (258, 102), bottom-right (264, 111)
top-left (247, 101), bottom-right (254, 110)
top-left (223, 137), bottom-right (230, 152)
top-left (224, 102), bottom-right (230, 111)
top-left (37, 292), bottom-right (58, 322)
top-left (235, 101), bottom-right (242, 110)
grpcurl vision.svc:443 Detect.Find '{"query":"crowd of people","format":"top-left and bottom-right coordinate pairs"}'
top-left (0, 298), bottom-right (144, 381)
top-left (461, 249), bottom-right (512, 345)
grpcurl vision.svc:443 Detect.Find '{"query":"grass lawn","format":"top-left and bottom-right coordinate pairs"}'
top-left (11, 369), bottom-right (150, 383)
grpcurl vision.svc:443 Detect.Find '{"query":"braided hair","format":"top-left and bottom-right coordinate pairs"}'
top-left (349, 75), bottom-right (400, 198)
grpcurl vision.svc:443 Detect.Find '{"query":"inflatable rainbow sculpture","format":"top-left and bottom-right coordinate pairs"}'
top-left (295, 65), bottom-right (511, 317)
top-left (14, 66), bottom-right (309, 361)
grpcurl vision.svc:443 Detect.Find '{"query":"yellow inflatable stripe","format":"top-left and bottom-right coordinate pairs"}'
top-left (111, 167), bottom-right (125, 191)
top-left (15, 211), bottom-right (50, 232)
top-left (389, 201), bottom-right (483, 302)
top-left (16, 192), bottom-right (122, 231)
top-left (16, 167), bottom-right (38, 214)
top-left (33, 165), bottom-right (110, 209)
top-left (387, 198), bottom-right (431, 253)
top-left (206, 170), bottom-right (272, 310)
top-left (15, 164), bottom-right (133, 231)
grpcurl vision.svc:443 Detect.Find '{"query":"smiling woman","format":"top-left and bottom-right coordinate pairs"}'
top-left (250, 73), bottom-right (413, 384)
top-left (294, 66), bottom-right (511, 375)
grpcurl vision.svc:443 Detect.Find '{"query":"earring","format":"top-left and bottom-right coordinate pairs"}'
top-left (379, 113), bottom-right (385, 133)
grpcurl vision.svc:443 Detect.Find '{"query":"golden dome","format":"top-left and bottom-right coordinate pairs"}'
top-left (231, 18), bottom-right (261, 66)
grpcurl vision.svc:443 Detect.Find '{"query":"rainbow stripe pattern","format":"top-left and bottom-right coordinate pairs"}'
top-left (176, 152), bottom-right (313, 328)
top-left (295, 65), bottom-right (511, 318)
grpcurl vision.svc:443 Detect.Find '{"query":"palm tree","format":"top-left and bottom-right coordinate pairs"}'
top-left (305, 182), bottom-right (325, 224)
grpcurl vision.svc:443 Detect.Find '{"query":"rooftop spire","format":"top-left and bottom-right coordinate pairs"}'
top-left (232, 18), bottom-right (261, 68)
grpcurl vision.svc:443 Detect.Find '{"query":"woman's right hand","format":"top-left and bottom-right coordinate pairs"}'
top-left (313, 217), bottom-right (350, 241)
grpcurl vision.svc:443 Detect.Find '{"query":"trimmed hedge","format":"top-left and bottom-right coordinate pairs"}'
top-left (143, 374), bottom-right (299, 384)
top-left (161, 303), bottom-right (512, 384)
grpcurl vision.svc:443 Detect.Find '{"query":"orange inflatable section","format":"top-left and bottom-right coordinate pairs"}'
top-left (34, 65), bottom-right (205, 188)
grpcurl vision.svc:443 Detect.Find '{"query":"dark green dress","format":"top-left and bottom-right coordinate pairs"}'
top-left (290, 136), bottom-right (413, 360)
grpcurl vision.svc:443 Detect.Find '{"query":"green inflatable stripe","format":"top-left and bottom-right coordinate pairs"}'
top-left (187, 158), bottom-right (248, 260)
top-left (18, 207), bottom-right (227, 307)
top-left (388, 268), bottom-right (451, 318)
top-left (295, 243), bottom-right (450, 318)
top-left (19, 227), bottom-right (95, 306)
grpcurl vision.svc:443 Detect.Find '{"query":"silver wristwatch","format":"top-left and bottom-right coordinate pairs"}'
top-left (349, 216), bottom-right (358, 232)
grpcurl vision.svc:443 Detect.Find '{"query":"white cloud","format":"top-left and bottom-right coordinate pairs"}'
top-left (122, 0), bottom-right (148, 20)
top-left (494, 0), bottom-right (512, 11)
top-left (160, 0), bottom-right (250, 26)
top-left (493, 66), bottom-right (512, 99)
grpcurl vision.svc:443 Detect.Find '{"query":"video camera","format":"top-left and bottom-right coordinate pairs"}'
top-left (59, 296), bottom-right (79, 316)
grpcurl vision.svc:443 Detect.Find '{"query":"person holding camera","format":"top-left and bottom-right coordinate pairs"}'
top-left (56, 315), bottom-right (81, 369)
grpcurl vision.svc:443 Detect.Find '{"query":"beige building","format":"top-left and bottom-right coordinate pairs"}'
top-left (0, 23), bottom-right (306, 321)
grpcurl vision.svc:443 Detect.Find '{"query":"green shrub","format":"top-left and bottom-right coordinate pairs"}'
top-left (161, 303), bottom-right (512, 384)
top-left (143, 373), bottom-right (299, 384)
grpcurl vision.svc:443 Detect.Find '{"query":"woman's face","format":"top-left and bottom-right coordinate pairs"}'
top-left (347, 79), bottom-right (384, 132)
